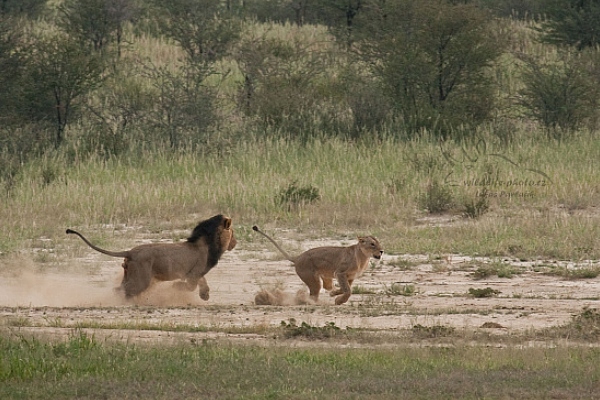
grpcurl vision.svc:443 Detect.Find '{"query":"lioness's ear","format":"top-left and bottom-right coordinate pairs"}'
top-left (223, 217), bottom-right (232, 230)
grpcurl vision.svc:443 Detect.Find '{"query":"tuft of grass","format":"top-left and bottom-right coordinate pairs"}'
top-left (279, 319), bottom-right (343, 339)
top-left (468, 287), bottom-right (501, 298)
top-left (383, 283), bottom-right (417, 296)
top-left (539, 264), bottom-right (600, 280)
top-left (471, 262), bottom-right (521, 279)
top-left (351, 285), bottom-right (376, 295)
top-left (412, 324), bottom-right (455, 338)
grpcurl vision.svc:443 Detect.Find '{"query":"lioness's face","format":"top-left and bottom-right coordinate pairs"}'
top-left (358, 236), bottom-right (383, 259)
top-left (221, 217), bottom-right (237, 251)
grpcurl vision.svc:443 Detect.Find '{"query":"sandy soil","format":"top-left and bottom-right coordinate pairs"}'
top-left (1, 237), bottom-right (599, 346)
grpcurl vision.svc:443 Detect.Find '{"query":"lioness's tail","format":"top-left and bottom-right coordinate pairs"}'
top-left (66, 229), bottom-right (130, 258)
top-left (252, 225), bottom-right (295, 262)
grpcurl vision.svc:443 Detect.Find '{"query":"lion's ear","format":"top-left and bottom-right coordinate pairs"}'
top-left (223, 217), bottom-right (232, 230)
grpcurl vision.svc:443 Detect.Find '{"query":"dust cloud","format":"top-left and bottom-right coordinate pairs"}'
top-left (254, 288), bottom-right (316, 306)
top-left (0, 256), bottom-right (206, 308)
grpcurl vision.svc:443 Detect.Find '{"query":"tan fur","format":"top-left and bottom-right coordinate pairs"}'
top-left (67, 215), bottom-right (236, 300)
top-left (252, 226), bottom-right (383, 305)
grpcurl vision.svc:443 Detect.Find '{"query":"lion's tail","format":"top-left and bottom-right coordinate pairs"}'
top-left (252, 225), bottom-right (295, 262)
top-left (66, 229), bottom-right (130, 258)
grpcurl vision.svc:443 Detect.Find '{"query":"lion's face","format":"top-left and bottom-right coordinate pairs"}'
top-left (221, 217), bottom-right (237, 251)
top-left (358, 236), bottom-right (383, 259)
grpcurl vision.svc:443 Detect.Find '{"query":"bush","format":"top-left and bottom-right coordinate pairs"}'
top-left (418, 180), bottom-right (453, 214)
top-left (538, 0), bottom-right (600, 50)
top-left (276, 181), bottom-right (320, 210)
top-left (518, 52), bottom-right (598, 138)
top-left (463, 194), bottom-right (490, 219)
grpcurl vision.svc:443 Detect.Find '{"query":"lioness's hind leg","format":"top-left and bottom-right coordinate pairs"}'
top-left (322, 277), bottom-right (334, 291)
top-left (297, 269), bottom-right (322, 302)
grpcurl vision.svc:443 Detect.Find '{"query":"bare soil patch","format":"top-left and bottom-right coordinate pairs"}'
top-left (2, 238), bottom-right (599, 346)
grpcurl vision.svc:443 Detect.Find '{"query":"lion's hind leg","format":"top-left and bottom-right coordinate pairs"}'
top-left (122, 261), bottom-right (152, 298)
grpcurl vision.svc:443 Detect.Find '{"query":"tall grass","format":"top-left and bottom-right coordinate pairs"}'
top-left (1, 132), bottom-right (598, 259)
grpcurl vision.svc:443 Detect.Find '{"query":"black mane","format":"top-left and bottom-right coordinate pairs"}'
top-left (187, 214), bottom-right (227, 269)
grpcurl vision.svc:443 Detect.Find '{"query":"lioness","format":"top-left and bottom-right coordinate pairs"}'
top-left (252, 225), bottom-right (383, 305)
top-left (66, 214), bottom-right (236, 300)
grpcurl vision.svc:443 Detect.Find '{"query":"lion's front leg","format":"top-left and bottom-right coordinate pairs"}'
top-left (173, 276), bottom-right (209, 301)
top-left (197, 276), bottom-right (210, 301)
top-left (333, 271), bottom-right (352, 305)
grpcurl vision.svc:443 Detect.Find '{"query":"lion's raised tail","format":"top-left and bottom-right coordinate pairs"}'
top-left (66, 229), bottom-right (130, 258)
top-left (252, 225), bottom-right (295, 262)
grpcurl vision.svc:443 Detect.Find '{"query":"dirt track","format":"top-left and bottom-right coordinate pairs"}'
top-left (1, 238), bottom-right (599, 345)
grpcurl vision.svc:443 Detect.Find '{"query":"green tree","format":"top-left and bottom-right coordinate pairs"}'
top-left (0, 14), bottom-right (25, 125)
top-left (518, 52), bottom-right (599, 138)
top-left (0, 0), bottom-right (46, 18)
top-left (142, 63), bottom-right (217, 149)
top-left (151, 0), bottom-right (241, 65)
top-left (353, 0), bottom-right (505, 137)
top-left (58, 0), bottom-right (138, 56)
top-left (24, 32), bottom-right (106, 148)
top-left (539, 0), bottom-right (600, 50)
top-left (319, 0), bottom-right (363, 48)
top-left (235, 35), bottom-right (332, 137)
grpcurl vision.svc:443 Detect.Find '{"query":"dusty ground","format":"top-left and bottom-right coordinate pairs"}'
top-left (1, 235), bottom-right (599, 346)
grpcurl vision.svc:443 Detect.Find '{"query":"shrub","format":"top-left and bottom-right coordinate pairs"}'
top-left (463, 194), bottom-right (490, 219)
top-left (418, 180), bottom-right (453, 214)
top-left (276, 181), bottom-right (320, 210)
top-left (518, 53), bottom-right (598, 138)
top-left (538, 0), bottom-right (600, 50)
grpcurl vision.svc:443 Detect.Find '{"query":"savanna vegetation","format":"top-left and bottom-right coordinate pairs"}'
top-left (1, 0), bottom-right (599, 259)
top-left (2, 0), bottom-right (600, 398)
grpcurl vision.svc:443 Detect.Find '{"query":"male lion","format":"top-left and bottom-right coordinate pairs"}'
top-left (252, 225), bottom-right (383, 305)
top-left (66, 214), bottom-right (236, 300)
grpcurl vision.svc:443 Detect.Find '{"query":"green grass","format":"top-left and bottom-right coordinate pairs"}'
top-left (1, 331), bottom-right (600, 399)
top-left (1, 134), bottom-right (599, 261)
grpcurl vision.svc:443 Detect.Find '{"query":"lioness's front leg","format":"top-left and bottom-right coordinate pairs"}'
top-left (333, 271), bottom-right (352, 305)
top-left (329, 278), bottom-right (354, 297)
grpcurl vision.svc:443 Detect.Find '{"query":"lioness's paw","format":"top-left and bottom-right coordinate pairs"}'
top-left (200, 291), bottom-right (210, 301)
